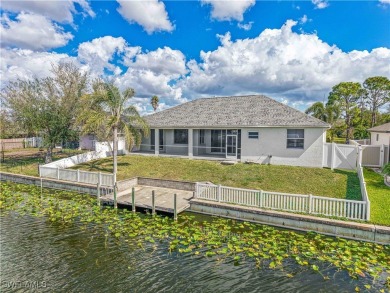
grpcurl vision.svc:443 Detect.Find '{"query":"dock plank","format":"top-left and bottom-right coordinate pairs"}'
top-left (101, 185), bottom-right (193, 214)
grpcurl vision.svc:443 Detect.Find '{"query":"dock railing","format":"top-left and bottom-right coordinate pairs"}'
top-left (195, 181), bottom-right (370, 221)
top-left (39, 165), bottom-right (115, 187)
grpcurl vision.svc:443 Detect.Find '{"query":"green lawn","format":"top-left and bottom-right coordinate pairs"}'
top-left (74, 155), bottom-right (362, 200)
top-left (0, 148), bottom-right (84, 177)
top-left (363, 168), bottom-right (390, 226)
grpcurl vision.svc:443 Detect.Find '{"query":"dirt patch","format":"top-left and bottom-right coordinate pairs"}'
top-left (3, 148), bottom-right (70, 160)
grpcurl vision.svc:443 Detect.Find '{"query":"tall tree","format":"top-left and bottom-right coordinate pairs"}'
top-left (1, 63), bottom-right (87, 162)
top-left (327, 82), bottom-right (363, 143)
top-left (363, 76), bottom-right (390, 127)
top-left (151, 95), bottom-right (159, 112)
top-left (77, 81), bottom-right (149, 176)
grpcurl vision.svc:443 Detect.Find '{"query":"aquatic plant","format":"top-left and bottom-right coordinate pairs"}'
top-left (0, 182), bottom-right (389, 291)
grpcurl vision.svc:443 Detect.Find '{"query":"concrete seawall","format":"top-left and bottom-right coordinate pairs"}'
top-left (189, 199), bottom-right (390, 245)
top-left (1, 171), bottom-right (389, 244)
top-left (0, 172), bottom-right (112, 195)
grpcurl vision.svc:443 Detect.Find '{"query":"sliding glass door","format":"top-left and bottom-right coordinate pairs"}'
top-left (211, 130), bottom-right (226, 153)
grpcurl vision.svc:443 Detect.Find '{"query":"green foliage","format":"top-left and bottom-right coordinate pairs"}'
top-left (0, 110), bottom-right (24, 138)
top-left (1, 63), bottom-right (88, 162)
top-left (1, 181), bottom-right (389, 291)
top-left (151, 95), bottom-right (159, 112)
top-left (305, 102), bottom-right (326, 120)
top-left (306, 77), bottom-right (390, 142)
top-left (328, 82), bottom-right (364, 143)
top-left (363, 76), bottom-right (390, 127)
top-left (353, 125), bottom-right (369, 140)
top-left (77, 81), bottom-right (149, 174)
top-left (382, 163), bottom-right (390, 176)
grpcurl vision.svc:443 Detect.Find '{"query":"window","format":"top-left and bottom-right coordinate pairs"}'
top-left (248, 131), bottom-right (259, 139)
top-left (287, 129), bottom-right (304, 149)
top-left (174, 129), bottom-right (188, 144)
top-left (199, 129), bottom-right (205, 145)
top-left (376, 134), bottom-right (379, 141)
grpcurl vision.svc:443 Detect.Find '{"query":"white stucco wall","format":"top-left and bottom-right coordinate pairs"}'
top-left (139, 127), bottom-right (327, 167)
top-left (370, 132), bottom-right (390, 146)
top-left (95, 138), bottom-right (126, 155)
top-left (240, 127), bottom-right (327, 167)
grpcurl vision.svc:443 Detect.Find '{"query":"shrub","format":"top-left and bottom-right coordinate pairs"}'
top-left (382, 163), bottom-right (390, 176)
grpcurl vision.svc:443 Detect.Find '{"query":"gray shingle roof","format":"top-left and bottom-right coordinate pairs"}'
top-left (144, 95), bottom-right (330, 128)
top-left (367, 122), bottom-right (390, 133)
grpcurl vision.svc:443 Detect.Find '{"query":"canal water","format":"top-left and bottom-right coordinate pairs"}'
top-left (0, 213), bottom-right (376, 293)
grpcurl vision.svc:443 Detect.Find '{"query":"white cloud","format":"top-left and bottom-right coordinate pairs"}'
top-left (299, 15), bottom-right (311, 24)
top-left (115, 46), bottom-right (187, 107)
top-left (179, 20), bottom-right (390, 107)
top-left (2, 22), bottom-right (390, 114)
top-left (201, 0), bottom-right (255, 21)
top-left (311, 0), bottom-right (329, 9)
top-left (77, 36), bottom-right (127, 76)
top-left (0, 0), bottom-right (95, 23)
top-left (237, 21), bottom-right (253, 31)
top-left (131, 47), bottom-right (187, 76)
top-left (1, 38), bottom-right (186, 113)
top-left (0, 13), bottom-right (73, 51)
top-left (117, 0), bottom-right (174, 34)
top-left (379, 0), bottom-right (390, 5)
top-left (0, 48), bottom-right (77, 83)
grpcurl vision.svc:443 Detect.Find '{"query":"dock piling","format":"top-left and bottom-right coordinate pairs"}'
top-left (174, 193), bottom-right (177, 221)
top-left (113, 183), bottom-right (117, 209)
top-left (152, 190), bottom-right (156, 216)
top-left (132, 187), bottom-right (135, 213)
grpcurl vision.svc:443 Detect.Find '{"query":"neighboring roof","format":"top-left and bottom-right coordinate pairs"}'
top-left (144, 95), bottom-right (330, 128)
top-left (367, 122), bottom-right (390, 133)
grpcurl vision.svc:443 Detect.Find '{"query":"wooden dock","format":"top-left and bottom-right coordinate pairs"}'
top-left (100, 185), bottom-right (193, 214)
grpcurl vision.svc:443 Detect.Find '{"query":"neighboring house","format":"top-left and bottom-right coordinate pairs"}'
top-left (80, 134), bottom-right (127, 155)
top-left (367, 122), bottom-right (390, 146)
top-left (138, 95), bottom-right (330, 167)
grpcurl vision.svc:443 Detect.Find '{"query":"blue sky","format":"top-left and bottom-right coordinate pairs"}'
top-left (1, 0), bottom-right (389, 113)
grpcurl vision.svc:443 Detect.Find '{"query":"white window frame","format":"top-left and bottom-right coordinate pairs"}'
top-left (287, 129), bottom-right (304, 149)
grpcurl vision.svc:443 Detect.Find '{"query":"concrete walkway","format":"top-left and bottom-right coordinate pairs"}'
top-left (101, 185), bottom-right (194, 213)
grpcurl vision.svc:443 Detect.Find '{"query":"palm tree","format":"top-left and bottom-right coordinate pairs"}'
top-left (77, 81), bottom-right (149, 176)
top-left (306, 101), bottom-right (341, 142)
top-left (151, 95), bottom-right (159, 112)
top-left (305, 102), bottom-right (326, 121)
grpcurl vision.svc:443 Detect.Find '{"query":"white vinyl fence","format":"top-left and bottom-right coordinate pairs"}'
top-left (351, 140), bottom-right (389, 168)
top-left (323, 143), bottom-right (358, 170)
top-left (357, 164), bottom-right (370, 220)
top-left (24, 137), bottom-right (43, 148)
top-left (196, 183), bottom-right (369, 221)
top-left (39, 166), bottom-right (114, 187)
top-left (44, 151), bottom-right (109, 169)
top-left (361, 145), bottom-right (389, 168)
